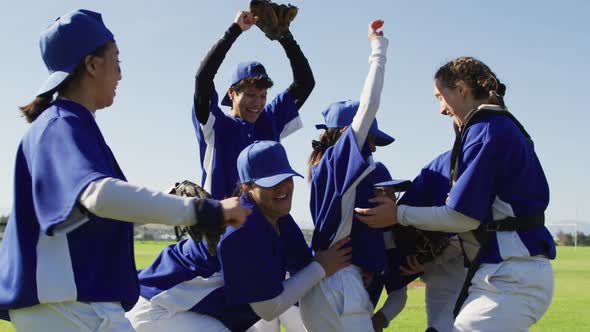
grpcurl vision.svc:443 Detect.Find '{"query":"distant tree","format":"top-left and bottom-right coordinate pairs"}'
top-left (556, 230), bottom-right (568, 246)
top-left (0, 215), bottom-right (8, 224)
top-left (564, 233), bottom-right (575, 246)
top-left (578, 232), bottom-right (590, 246)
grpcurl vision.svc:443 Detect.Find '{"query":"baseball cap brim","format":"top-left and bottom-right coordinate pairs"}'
top-left (254, 170), bottom-right (303, 188)
top-left (374, 130), bottom-right (395, 146)
top-left (37, 70), bottom-right (71, 96)
top-left (221, 93), bottom-right (232, 107)
top-left (374, 179), bottom-right (412, 192)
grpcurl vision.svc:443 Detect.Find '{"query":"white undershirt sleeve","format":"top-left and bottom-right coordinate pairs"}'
top-left (78, 177), bottom-right (196, 226)
top-left (397, 205), bottom-right (480, 233)
top-left (249, 261), bottom-right (325, 321)
top-left (351, 37), bottom-right (389, 149)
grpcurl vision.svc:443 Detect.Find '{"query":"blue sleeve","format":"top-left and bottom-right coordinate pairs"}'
top-left (32, 117), bottom-right (116, 235)
top-left (398, 168), bottom-right (433, 207)
top-left (372, 162), bottom-right (393, 184)
top-left (263, 89), bottom-right (301, 137)
top-left (218, 225), bottom-right (284, 305)
top-left (446, 125), bottom-right (497, 223)
top-left (314, 129), bottom-right (372, 195)
top-left (310, 129), bottom-right (373, 250)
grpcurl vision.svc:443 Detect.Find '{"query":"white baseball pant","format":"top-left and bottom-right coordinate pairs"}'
top-left (9, 301), bottom-right (134, 332)
top-left (126, 296), bottom-right (229, 332)
top-left (422, 238), bottom-right (467, 332)
top-left (299, 265), bottom-right (374, 332)
top-left (247, 305), bottom-right (307, 332)
top-left (453, 256), bottom-right (554, 332)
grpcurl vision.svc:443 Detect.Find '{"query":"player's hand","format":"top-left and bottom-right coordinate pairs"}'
top-left (368, 19), bottom-right (384, 40)
top-left (234, 11), bottom-right (258, 31)
top-left (400, 255), bottom-right (425, 276)
top-left (219, 197), bottom-right (251, 227)
top-left (372, 311), bottom-right (387, 332)
top-left (355, 196), bottom-right (398, 228)
top-left (314, 237), bottom-right (352, 277)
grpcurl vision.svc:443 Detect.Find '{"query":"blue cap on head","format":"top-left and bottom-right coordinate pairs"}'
top-left (221, 61), bottom-right (269, 106)
top-left (37, 9), bottom-right (114, 96)
top-left (315, 100), bottom-right (395, 146)
top-left (238, 140), bottom-right (302, 188)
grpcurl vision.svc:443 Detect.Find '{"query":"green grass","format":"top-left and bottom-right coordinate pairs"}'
top-left (1, 245), bottom-right (588, 331)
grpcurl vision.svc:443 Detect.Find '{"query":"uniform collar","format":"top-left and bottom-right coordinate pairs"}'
top-left (52, 99), bottom-right (97, 124)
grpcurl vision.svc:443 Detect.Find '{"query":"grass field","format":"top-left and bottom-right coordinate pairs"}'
top-left (1, 245), bottom-right (588, 331)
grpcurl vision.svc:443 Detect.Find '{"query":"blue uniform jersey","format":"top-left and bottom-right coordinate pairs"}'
top-left (310, 129), bottom-right (386, 272)
top-left (0, 100), bottom-right (137, 320)
top-left (447, 109), bottom-right (556, 264)
top-left (192, 89), bottom-right (302, 200)
top-left (138, 194), bottom-right (312, 331)
top-left (376, 151), bottom-right (454, 295)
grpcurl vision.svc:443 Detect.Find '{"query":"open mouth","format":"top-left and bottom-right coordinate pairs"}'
top-left (274, 193), bottom-right (290, 201)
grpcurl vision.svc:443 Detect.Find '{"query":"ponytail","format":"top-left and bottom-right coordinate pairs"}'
top-left (19, 91), bottom-right (55, 123)
top-left (20, 41), bottom-right (112, 123)
top-left (307, 128), bottom-right (343, 181)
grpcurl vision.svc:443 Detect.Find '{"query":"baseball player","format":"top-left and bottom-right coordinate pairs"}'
top-left (370, 153), bottom-right (467, 332)
top-left (193, 9), bottom-right (314, 200)
top-left (356, 57), bottom-right (556, 331)
top-left (0, 9), bottom-right (249, 332)
top-left (126, 141), bottom-right (351, 332)
top-left (299, 20), bottom-right (391, 332)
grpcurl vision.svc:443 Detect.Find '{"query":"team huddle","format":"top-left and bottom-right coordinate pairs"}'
top-left (0, 3), bottom-right (556, 332)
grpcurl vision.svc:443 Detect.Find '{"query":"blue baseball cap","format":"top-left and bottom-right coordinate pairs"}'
top-left (315, 100), bottom-right (395, 146)
top-left (37, 9), bottom-right (114, 96)
top-left (238, 140), bottom-right (303, 187)
top-left (221, 61), bottom-right (269, 106)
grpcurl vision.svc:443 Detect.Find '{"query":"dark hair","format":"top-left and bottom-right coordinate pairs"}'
top-left (232, 75), bottom-right (274, 94)
top-left (307, 128), bottom-right (343, 180)
top-left (19, 42), bottom-right (112, 123)
top-left (434, 57), bottom-right (506, 108)
top-left (231, 182), bottom-right (248, 198)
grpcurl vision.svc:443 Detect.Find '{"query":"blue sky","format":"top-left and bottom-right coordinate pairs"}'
top-left (1, 1), bottom-right (589, 230)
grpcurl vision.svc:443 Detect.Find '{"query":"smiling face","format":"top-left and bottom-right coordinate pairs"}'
top-left (433, 78), bottom-right (469, 125)
top-left (229, 85), bottom-right (268, 123)
top-left (245, 177), bottom-right (294, 223)
top-left (91, 41), bottom-right (122, 109)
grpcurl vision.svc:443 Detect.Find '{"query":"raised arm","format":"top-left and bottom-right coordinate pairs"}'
top-left (193, 11), bottom-right (257, 124)
top-left (279, 32), bottom-right (315, 109)
top-left (351, 20), bottom-right (388, 149)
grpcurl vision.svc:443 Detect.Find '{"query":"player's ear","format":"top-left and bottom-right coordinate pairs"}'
top-left (228, 87), bottom-right (237, 101)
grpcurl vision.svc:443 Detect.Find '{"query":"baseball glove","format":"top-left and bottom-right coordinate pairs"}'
top-left (169, 180), bottom-right (225, 255)
top-left (250, 0), bottom-right (298, 40)
top-left (391, 225), bottom-right (450, 264)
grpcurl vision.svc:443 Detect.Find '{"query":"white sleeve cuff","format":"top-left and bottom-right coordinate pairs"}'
top-left (250, 261), bottom-right (325, 321)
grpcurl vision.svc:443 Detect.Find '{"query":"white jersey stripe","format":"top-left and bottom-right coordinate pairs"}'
top-left (330, 157), bottom-right (376, 247)
top-left (491, 196), bottom-right (531, 259)
top-left (201, 113), bottom-right (217, 193)
top-left (279, 115), bottom-right (303, 140)
top-left (150, 272), bottom-right (224, 313)
top-left (36, 231), bottom-right (77, 303)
